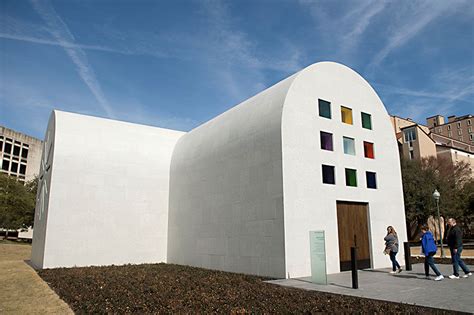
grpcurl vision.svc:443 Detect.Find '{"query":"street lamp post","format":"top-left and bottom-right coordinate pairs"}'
top-left (432, 189), bottom-right (445, 258)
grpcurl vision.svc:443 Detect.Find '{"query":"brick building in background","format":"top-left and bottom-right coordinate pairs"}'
top-left (0, 126), bottom-right (43, 183)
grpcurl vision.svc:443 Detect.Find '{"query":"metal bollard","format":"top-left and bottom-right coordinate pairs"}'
top-left (404, 242), bottom-right (412, 271)
top-left (351, 246), bottom-right (358, 289)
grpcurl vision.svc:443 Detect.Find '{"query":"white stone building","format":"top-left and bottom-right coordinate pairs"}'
top-left (32, 62), bottom-right (407, 278)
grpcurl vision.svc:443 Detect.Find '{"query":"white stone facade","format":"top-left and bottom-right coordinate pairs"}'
top-left (32, 62), bottom-right (407, 278)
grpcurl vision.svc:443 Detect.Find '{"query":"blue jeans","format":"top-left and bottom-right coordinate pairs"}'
top-left (389, 251), bottom-right (401, 271)
top-left (450, 246), bottom-right (471, 276)
top-left (424, 252), bottom-right (441, 276)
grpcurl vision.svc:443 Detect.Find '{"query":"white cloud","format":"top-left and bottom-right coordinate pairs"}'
top-left (29, 0), bottom-right (115, 118)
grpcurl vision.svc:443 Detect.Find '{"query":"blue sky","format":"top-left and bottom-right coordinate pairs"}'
top-left (1, 0), bottom-right (473, 139)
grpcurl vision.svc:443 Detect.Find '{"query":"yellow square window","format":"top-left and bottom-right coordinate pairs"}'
top-left (341, 106), bottom-right (353, 125)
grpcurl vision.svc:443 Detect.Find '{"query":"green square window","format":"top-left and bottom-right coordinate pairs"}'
top-left (318, 99), bottom-right (331, 119)
top-left (345, 168), bottom-right (357, 187)
top-left (361, 112), bottom-right (372, 130)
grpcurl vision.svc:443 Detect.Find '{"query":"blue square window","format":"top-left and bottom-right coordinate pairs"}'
top-left (318, 99), bottom-right (331, 119)
top-left (366, 171), bottom-right (377, 189)
top-left (322, 165), bottom-right (335, 184)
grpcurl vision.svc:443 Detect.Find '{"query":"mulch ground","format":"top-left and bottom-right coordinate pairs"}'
top-left (411, 256), bottom-right (474, 265)
top-left (39, 263), bottom-right (460, 314)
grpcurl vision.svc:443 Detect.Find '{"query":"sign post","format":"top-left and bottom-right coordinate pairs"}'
top-left (309, 230), bottom-right (327, 285)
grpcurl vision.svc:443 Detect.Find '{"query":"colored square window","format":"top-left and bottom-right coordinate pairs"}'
top-left (318, 99), bottom-right (331, 119)
top-left (363, 141), bottom-right (374, 159)
top-left (341, 106), bottom-right (353, 125)
top-left (345, 168), bottom-right (357, 187)
top-left (366, 171), bottom-right (377, 189)
top-left (343, 137), bottom-right (355, 155)
top-left (322, 165), bottom-right (335, 184)
top-left (361, 112), bottom-right (372, 130)
top-left (320, 131), bottom-right (333, 151)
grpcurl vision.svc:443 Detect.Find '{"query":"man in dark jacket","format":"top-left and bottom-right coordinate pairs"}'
top-left (447, 218), bottom-right (471, 279)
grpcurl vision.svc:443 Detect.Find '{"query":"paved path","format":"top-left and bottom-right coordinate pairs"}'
top-left (0, 242), bottom-right (73, 314)
top-left (268, 264), bottom-right (474, 313)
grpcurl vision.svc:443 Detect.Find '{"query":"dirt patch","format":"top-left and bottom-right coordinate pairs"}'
top-left (39, 263), bottom-right (459, 314)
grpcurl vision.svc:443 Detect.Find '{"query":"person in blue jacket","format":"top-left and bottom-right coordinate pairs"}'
top-left (421, 225), bottom-right (444, 281)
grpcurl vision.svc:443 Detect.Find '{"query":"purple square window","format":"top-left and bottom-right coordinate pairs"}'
top-left (320, 131), bottom-right (333, 151)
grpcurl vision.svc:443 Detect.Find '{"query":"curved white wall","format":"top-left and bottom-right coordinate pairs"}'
top-left (168, 75), bottom-right (297, 278)
top-left (281, 62), bottom-right (407, 276)
top-left (32, 111), bottom-right (184, 268)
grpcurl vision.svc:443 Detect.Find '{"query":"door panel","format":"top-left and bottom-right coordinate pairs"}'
top-left (336, 201), bottom-right (371, 271)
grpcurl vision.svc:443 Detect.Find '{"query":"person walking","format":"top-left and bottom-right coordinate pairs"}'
top-left (446, 218), bottom-right (472, 279)
top-left (384, 226), bottom-right (402, 274)
top-left (420, 225), bottom-right (444, 281)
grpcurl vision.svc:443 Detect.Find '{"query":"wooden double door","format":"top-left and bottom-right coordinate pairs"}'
top-left (336, 201), bottom-right (371, 271)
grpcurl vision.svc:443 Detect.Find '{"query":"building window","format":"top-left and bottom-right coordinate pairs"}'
top-left (468, 127), bottom-right (472, 133)
top-left (345, 168), bottom-right (357, 187)
top-left (409, 150), bottom-right (415, 160)
top-left (458, 130), bottom-right (462, 136)
top-left (343, 137), bottom-right (356, 155)
top-left (341, 106), bottom-right (353, 125)
top-left (320, 131), bottom-right (334, 151)
top-left (366, 171), bottom-right (377, 189)
top-left (447, 125), bottom-right (451, 130)
top-left (468, 119), bottom-right (472, 126)
top-left (322, 165), bottom-right (335, 184)
top-left (457, 122), bottom-right (461, 128)
top-left (2, 160), bottom-right (10, 171)
top-left (4, 142), bottom-right (12, 154)
top-left (19, 164), bottom-right (26, 175)
top-left (318, 99), bottom-right (331, 119)
top-left (470, 134), bottom-right (473, 141)
top-left (0, 139), bottom-right (3, 152)
top-left (403, 128), bottom-right (416, 142)
top-left (361, 112), bottom-right (372, 130)
top-left (364, 141), bottom-right (375, 159)
top-left (21, 148), bottom-right (28, 159)
top-left (437, 128), bottom-right (442, 133)
top-left (13, 145), bottom-right (21, 156)
top-left (11, 162), bottom-right (18, 173)
top-left (448, 131), bottom-right (452, 137)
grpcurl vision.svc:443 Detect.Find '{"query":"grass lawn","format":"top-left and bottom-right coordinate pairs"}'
top-left (39, 263), bottom-right (458, 314)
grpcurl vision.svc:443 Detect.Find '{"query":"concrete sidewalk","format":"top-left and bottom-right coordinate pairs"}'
top-left (0, 242), bottom-right (73, 314)
top-left (267, 264), bottom-right (474, 313)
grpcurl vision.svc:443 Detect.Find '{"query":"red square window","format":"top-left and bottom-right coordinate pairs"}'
top-left (364, 141), bottom-right (374, 159)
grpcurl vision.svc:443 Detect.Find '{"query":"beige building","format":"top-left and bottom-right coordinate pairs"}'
top-left (390, 116), bottom-right (474, 175)
top-left (0, 126), bottom-right (43, 183)
top-left (427, 114), bottom-right (474, 145)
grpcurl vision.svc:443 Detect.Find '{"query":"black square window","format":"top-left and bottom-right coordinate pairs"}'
top-left (13, 145), bottom-right (21, 156)
top-left (21, 148), bottom-right (29, 159)
top-left (322, 165), bottom-right (335, 184)
top-left (11, 162), bottom-right (18, 173)
top-left (318, 99), bottom-right (331, 119)
top-left (2, 160), bottom-right (10, 171)
top-left (0, 140), bottom-right (3, 152)
top-left (19, 164), bottom-right (26, 175)
top-left (4, 142), bottom-right (12, 154)
top-left (366, 171), bottom-right (377, 189)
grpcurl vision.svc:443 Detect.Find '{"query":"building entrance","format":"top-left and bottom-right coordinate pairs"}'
top-left (336, 201), bottom-right (371, 271)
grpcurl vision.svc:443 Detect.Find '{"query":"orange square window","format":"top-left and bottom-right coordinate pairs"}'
top-left (364, 141), bottom-right (374, 159)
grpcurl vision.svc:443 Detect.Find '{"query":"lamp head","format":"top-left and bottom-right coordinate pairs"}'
top-left (433, 189), bottom-right (440, 201)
